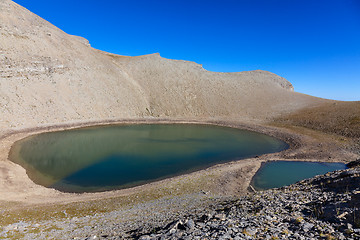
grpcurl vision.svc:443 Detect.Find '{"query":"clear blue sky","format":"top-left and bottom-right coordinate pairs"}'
top-left (14, 0), bottom-right (360, 101)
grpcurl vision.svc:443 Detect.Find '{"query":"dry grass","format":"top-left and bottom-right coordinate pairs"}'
top-left (0, 171), bottom-right (217, 227)
top-left (274, 101), bottom-right (360, 139)
top-left (0, 189), bottom-right (167, 227)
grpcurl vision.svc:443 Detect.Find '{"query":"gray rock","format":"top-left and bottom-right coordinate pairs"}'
top-left (17, 167), bottom-right (360, 240)
top-left (214, 213), bottom-right (226, 221)
top-left (185, 219), bottom-right (195, 229)
top-left (302, 222), bottom-right (314, 232)
top-left (219, 233), bottom-right (231, 240)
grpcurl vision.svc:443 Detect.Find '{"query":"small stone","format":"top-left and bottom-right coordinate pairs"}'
top-left (185, 219), bottom-right (195, 229)
top-left (214, 214), bottom-right (226, 221)
top-left (338, 233), bottom-right (347, 240)
top-left (219, 233), bottom-right (231, 240)
top-left (337, 212), bottom-right (348, 219)
top-left (196, 222), bottom-right (205, 228)
top-left (302, 222), bottom-right (314, 232)
top-left (243, 228), bottom-right (257, 236)
top-left (138, 236), bottom-right (151, 240)
top-left (293, 217), bottom-right (304, 224)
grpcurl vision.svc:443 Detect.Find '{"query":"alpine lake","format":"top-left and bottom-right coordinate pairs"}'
top-left (251, 161), bottom-right (347, 190)
top-left (9, 124), bottom-right (289, 193)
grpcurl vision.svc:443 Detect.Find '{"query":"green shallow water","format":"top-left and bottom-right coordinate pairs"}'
top-left (251, 161), bottom-right (347, 190)
top-left (9, 124), bottom-right (288, 193)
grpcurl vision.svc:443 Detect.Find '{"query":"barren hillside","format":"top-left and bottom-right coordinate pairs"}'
top-left (0, 0), bottom-right (328, 130)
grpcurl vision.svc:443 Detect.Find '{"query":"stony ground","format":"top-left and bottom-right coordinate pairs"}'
top-left (2, 161), bottom-right (360, 240)
top-left (134, 164), bottom-right (360, 240)
top-left (0, 192), bottom-right (230, 240)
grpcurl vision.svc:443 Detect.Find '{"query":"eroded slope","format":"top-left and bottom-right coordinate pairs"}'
top-left (0, 0), bottom-right (327, 130)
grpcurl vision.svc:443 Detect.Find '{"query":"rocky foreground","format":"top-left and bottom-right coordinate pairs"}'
top-left (1, 161), bottom-right (360, 240)
top-left (133, 163), bottom-right (360, 240)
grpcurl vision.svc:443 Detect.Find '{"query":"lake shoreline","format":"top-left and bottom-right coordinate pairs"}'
top-left (0, 118), bottom-right (357, 206)
top-left (0, 118), bottom-right (359, 239)
top-left (8, 122), bottom-right (288, 193)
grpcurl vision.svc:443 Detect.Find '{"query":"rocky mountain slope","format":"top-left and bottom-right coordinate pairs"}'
top-left (0, 0), bottom-right (326, 130)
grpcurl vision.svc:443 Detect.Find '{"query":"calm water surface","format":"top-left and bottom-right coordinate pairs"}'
top-left (251, 161), bottom-right (347, 190)
top-left (10, 124), bottom-right (288, 192)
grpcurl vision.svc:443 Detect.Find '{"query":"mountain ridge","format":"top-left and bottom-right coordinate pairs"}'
top-left (0, 0), bottom-right (326, 129)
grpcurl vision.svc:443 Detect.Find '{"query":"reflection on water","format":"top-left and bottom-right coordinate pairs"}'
top-left (9, 124), bottom-right (288, 192)
top-left (251, 161), bottom-right (347, 190)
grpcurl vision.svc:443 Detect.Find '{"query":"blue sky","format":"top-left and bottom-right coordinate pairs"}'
top-left (14, 0), bottom-right (360, 101)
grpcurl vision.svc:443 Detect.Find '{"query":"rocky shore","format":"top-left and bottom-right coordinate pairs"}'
top-left (1, 160), bottom-right (360, 239)
top-left (133, 163), bottom-right (360, 240)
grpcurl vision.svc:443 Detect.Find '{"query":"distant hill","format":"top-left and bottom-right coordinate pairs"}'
top-left (0, 0), bottom-right (327, 129)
